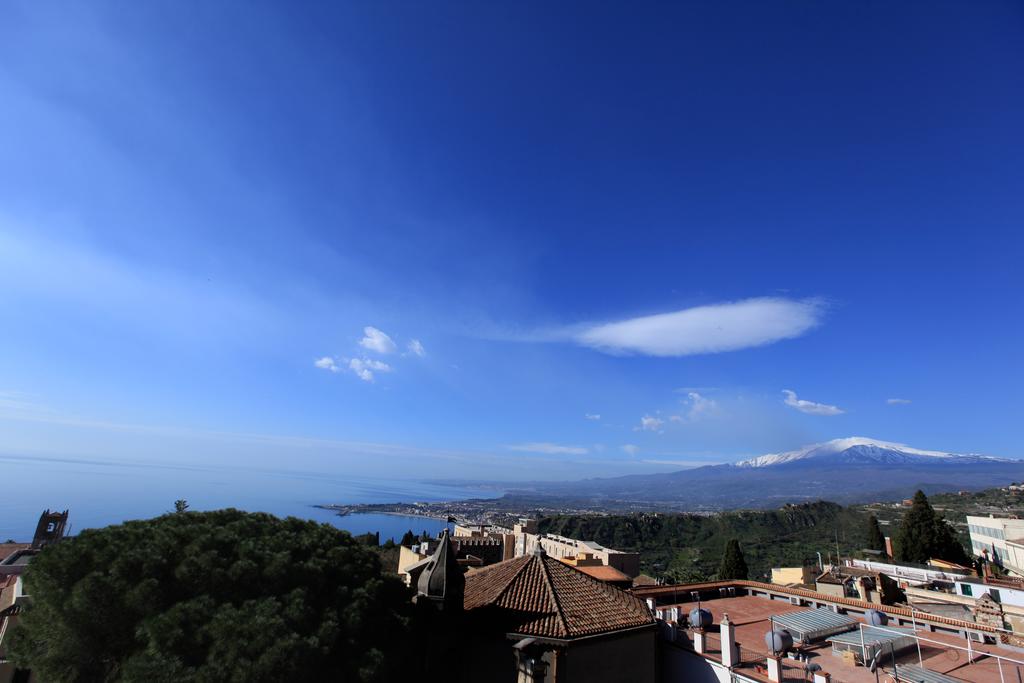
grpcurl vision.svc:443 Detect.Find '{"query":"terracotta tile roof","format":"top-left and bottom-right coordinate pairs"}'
top-left (572, 564), bottom-right (632, 583)
top-left (464, 551), bottom-right (655, 640)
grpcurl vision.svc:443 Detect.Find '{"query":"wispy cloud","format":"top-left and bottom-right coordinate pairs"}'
top-left (585, 413), bottom-right (601, 421)
top-left (782, 389), bottom-right (844, 416)
top-left (622, 444), bottom-right (640, 456)
top-left (406, 339), bottom-right (426, 357)
top-left (359, 326), bottom-right (397, 354)
top-left (506, 442), bottom-right (588, 455)
top-left (314, 357), bottom-right (341, 372)
top-left (573, 297), bottom-right (824, 357)
top-left (672, 392), bottom-right (720, 423)
top-left (315, 356), bottom-right (391, 382)
top-left (641, 459), bottom-right (706, 468)
top-left (637, 415), bottom-right (665, 432)
top-left (349, 358), bottom-right (391, 382)
top-left (887, 398), bottom-right (912, 405)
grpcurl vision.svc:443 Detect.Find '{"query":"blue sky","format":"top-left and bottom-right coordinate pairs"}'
top-left (1, 1), bottom-right (1022, 481)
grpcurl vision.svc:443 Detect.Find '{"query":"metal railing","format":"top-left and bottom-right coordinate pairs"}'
top-left (853, 622), bottom-right (1024, 683)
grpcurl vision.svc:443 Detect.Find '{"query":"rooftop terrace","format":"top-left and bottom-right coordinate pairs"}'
top-left (645, 585), bottom-right (1024, 683)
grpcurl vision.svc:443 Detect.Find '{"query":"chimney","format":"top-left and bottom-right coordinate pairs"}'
top-left (884, 536), bottom-right (893, 559)
top-left (766, 655), bottom-right (783, 682)
top-left (720, 613), bottom-right (737, 668)
top-left (813, 673), bottom-right (831, 683)
top-left (693, 629), bottom-right (706, 654)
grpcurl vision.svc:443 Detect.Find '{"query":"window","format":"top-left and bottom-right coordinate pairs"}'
top-left (989, 589), bottom-right (1001, 603)
top-left (960, 583), bottom-right (973, 597)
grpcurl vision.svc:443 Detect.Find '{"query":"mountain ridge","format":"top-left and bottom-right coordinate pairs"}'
top-left (732, 436), bottom-right (1007, 468)
top-left (509, 436), bottom-right (1024, 510)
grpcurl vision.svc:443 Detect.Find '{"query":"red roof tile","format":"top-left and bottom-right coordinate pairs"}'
top-left (464, 552), bottom-right (655, 640)
top-left (572, 564), bottom-right (632, 583)
top-left (0, 544), bottom-right (30, 563)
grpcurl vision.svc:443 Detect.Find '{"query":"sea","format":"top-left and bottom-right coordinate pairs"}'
top-left (0, 453), bottom-right (499, 543)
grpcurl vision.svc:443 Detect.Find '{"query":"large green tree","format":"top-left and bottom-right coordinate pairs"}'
top-left (894, 491), bottom-right (970, 565)
top-left (718, 539), bottom-right (749, 580)
top-left (866, 514), bottom-right (887, 555)
top-left (9, 509), bottom-right (414, 682)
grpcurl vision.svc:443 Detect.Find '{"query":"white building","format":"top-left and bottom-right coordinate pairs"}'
top-left (967, 515), bottom-right (1024, 576)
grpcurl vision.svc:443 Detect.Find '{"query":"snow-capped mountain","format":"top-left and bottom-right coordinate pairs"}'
top-left (734, 437), bottom-right (1004, 468)
top-left (520, 435), bottom-right (1024, 509)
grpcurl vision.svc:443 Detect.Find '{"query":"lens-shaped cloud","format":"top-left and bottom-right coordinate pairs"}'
top-left (575, 297), bottom-right (824, 356)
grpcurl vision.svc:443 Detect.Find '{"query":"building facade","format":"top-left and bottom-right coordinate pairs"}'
top-left (967, 515), bottom-right (1024, 576)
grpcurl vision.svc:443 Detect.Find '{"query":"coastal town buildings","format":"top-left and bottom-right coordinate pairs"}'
top-left (770, 566), bottom-right (818, 587)
top-left (505, 519), bottom-right (641, 578)
top-left (833, 557), bottom-right (1024, 638)
top-left (813, 565), bottom-right (904, 605)
top-left (967, 514), bottom-right (1024, 576)
top-left (401, 518), bottom-right (642, 586)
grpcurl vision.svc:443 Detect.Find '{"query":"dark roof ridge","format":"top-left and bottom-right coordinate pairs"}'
top-left (538, 554), bottom-right (570, 637)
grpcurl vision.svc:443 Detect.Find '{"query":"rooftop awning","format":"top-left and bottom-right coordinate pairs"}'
top-left (772, 608), bottom-right (857, 642)
top-left (893, 664), bottom-right (963, 683)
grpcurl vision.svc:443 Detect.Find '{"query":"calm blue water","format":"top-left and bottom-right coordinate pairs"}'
top-left (0, 454), bottom-right (498, 542)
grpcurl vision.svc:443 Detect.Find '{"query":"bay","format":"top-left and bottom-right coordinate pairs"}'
top-left (0, 454), bottom-right (498, 542)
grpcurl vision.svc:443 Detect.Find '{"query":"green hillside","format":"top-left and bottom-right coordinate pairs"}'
top-left (539, 501), bottom-right (870, 581)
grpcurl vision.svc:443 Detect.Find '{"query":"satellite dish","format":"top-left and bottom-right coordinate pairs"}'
top-left (689, 608), bottom-right (713, 629)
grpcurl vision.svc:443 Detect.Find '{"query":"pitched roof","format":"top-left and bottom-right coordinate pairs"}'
top-left (463, 550), bottom-right (655, 640)
top-left (572, 564), bottom-right (632, 583)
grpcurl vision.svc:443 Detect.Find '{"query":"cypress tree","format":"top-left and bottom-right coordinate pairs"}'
top-left (866, 515), bottom-right (887, 555)
top-left (400, 530), bottom-right (418, 546)
top-left (718, 539), bottom-right (749, 580)
top-left (894, 490), bottom-right (969, 564)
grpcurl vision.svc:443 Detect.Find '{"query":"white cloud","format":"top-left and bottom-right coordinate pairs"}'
top-left (507, 442), bottom-right (588, 455)
top-left (314, 357), bottom-right (340, 373)
top-left (637, 415), bottom-right (665, 432)
top-left (349, 357), bottom-right (392, 382)
top-left (574, 297), bottom-right (824, 357)
top-left (622, 444), bottom-right (640, 456)
top-left (887, 398), bottom-right (912, 405)
top-left (585, 413), bottom-right (601, 421)
top-left (679, 391), bottom-right (719, 422)
top-left (782, 389), bottom-right (844, 416)
top-left (407, 339), bottom-right (426, 357)
top-left (359, 326), bottom-right (397, 354)
top-left (316, 355), bottom-right (391, 382)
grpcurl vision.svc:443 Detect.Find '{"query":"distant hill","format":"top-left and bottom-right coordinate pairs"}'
top-left (539, 500), bottom-right (867, 580)
top-left (512, 437), bottom-right (1024, 510)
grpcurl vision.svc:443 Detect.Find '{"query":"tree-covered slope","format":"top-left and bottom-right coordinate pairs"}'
top-left (539, 501), bottom-right (871, 581)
